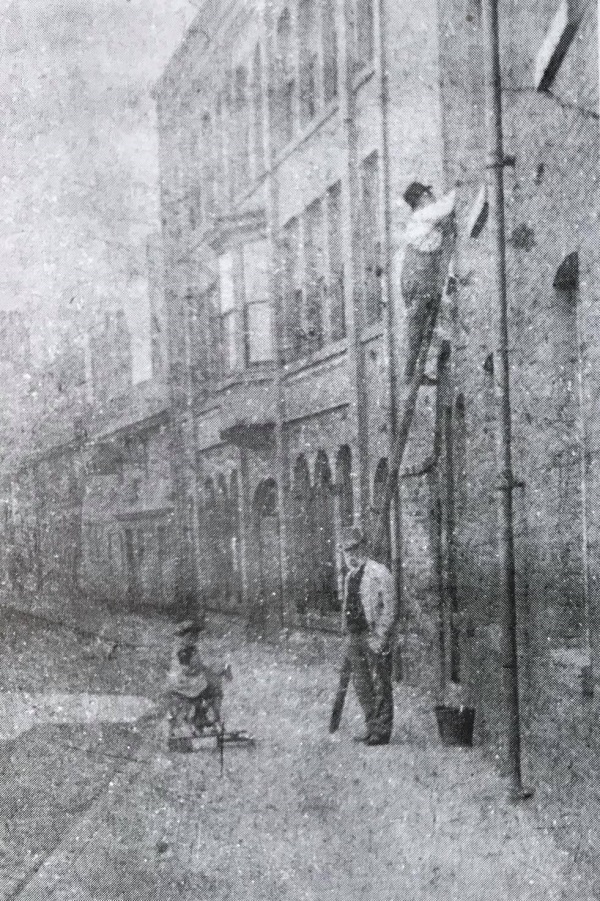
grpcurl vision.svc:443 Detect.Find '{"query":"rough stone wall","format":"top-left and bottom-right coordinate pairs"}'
top-left (438, 0), bottom-right (600, 755)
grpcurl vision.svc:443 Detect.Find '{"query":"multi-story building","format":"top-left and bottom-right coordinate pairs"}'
top-left (154, 0), bottom-right (447, 633)
top-left (81, 379), bottom-right (175, 608)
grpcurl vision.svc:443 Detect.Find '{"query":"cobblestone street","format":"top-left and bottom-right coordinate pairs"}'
top-left (0, 595), bottom-right (592, 901)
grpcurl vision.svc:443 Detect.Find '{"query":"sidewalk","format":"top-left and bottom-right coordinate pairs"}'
top-left (2, 594), bottom-right (590, 901)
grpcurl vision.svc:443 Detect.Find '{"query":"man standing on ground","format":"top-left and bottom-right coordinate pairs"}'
top-left (399, 182), bottom-right (457, 381)
top-left (341, 526), bottom-right (395, 746)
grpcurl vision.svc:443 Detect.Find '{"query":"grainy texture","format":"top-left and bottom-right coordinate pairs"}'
top-left (1, 0), bottom-right (600, 897)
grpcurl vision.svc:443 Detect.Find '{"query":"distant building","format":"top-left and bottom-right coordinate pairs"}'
top-left (81, 379), bottom-right (175, 608)
top-left (89, 309), bottom-right (133, 409)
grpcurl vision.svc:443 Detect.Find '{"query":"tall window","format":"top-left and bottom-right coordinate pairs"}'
top-left (282, 182), bottom-right (346, 361)
top-left (232, 66), bottom-right (249, 197)
top-left (326, 181), bottom-right (345, 340)
top-left (243, 240), bottom-right (274, 364)
top-left (207, 285), bottom-right (221, 383)
top-left (224, 72), bottom-right (236, 202)
top-left (274, 8), bottom-right (295, 152)
top-left (201, 112), bottom-right (215, 220)
top-left (355, 0), bottom-right (375, 69)
top-left (282, 217), bottom-right (301, 361)
top-left (304, 198), bottom-right (325, 352)
top-left (252, 44), bottom-right (265, 178)
top-left (299, 0), bottom-right (319, 126)
top-left (172, 145), bottom-right (184, 238)
top-left (216, 90), bottom-right (230, 205)
top-left (157, 524), bottom-right (167, 594)
top-left (322, 0), bottom-right (338, 103)
top-left (361, 152), bottom-right (382, 326)
top-left (219, 253), bottom-right (239, 373)
top-left (188, 128), bottom-right (201, 231)
top-left (187, 290), bottom-right (212, 387)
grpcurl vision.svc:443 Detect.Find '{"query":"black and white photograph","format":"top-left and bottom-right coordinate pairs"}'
top-left (0, 0), bottom-right (599, 897)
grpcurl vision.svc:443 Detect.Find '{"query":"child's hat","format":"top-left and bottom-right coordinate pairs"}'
top-left (174, 618), bottom-right (204, 637)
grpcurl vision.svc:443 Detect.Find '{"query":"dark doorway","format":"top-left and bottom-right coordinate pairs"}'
top-left (252, 478), bottom-right (282, 631)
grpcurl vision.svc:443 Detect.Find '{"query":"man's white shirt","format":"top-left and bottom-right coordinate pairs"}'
top-left (402, 188), bottom-right (457, 254)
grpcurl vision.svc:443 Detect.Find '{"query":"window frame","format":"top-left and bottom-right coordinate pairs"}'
top-left (219, 251), bottom-right (242, 375)
top-left (274, 7), bottom-right (296, 152)
top-left (360, 151), bottom-right (383, 327)
top-left (299, 0), bottom-right (321, 127)
top-left (242, 239), bottom-right (274, 366)
top-left (354, 0), bottom-right (375, 71)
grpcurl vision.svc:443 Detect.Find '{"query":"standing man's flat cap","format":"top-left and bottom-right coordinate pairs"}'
top-left (341, 525), bottom-right (367, 551)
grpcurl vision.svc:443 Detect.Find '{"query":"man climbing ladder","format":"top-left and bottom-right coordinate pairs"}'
top-left (329, 180), bottom-right (458, 736)
top-left (400, 182), bottom-right (457, 381)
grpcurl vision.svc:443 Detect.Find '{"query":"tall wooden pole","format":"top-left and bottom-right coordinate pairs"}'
top-left (481, 0), bottom-right (529, 800)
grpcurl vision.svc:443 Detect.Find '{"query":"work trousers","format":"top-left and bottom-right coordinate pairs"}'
top-left (346, 632), bottom-right (393, 741)
top-left (404, 290), bottom-right (440, 381)
top-left (401, 245), bottom-right (444, 382)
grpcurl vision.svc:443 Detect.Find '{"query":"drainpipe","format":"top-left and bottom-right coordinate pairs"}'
top-left (481, 0), bottom-right (530, 800)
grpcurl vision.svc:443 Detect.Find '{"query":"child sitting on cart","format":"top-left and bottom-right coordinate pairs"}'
top-left (166, 619), bottom-right (231, 743)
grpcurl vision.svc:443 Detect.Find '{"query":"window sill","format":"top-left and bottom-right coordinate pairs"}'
top-left (352, 64), bottom-right (376, 93)
top-left (283, 338), bottom-right (348, 377)
top-left (360, 321), bottom-right (384, 343)
top-left (271, 99), bottom-right (340, 172)
top-left (218, 363), bottom-right (276, 392)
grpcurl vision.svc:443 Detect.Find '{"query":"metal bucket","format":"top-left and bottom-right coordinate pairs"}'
top-left (434, 705), bottom-right (475, 747)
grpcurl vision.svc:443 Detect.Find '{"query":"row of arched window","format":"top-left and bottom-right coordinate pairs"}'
top-left (198, 447), bottom-right (391, 617)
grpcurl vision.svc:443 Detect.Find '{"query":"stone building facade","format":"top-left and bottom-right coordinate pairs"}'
top-left (3, 307), bottom-right (176, 611)
top-left (81, 380), bottom-right (175, 609)
top-left (154, 0), bottom-right (448, 635)
top-left (436, 0), bottom-right (600, 752)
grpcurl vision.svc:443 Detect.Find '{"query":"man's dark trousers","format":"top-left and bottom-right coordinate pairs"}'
top-left (346, 632), bottom-right (393, 742)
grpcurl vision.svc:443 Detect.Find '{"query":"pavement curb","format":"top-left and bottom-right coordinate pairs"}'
top-left (9, 714), bottom-right (161, 901)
